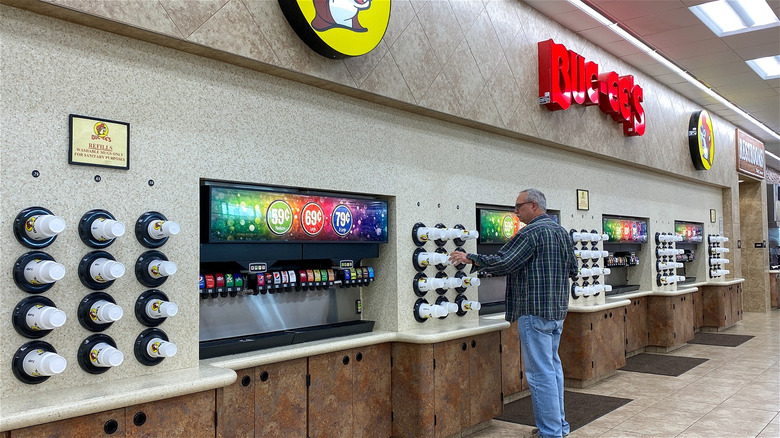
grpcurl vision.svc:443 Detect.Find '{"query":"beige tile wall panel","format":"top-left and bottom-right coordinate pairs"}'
top-left (0, 0), bottom-right (743, 404)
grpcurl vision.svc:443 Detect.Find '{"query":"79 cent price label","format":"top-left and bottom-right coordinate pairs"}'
top-left (331, 204), bottom-right (353, 236)
top-left (300, 202), bottom-right (325, 236)
top-left (266, 200), bottom-right (293, 235)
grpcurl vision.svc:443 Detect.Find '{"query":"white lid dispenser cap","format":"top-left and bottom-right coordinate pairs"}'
top-left (23, 350), bottom-right (67, 377)
top-left (27, 305), bottom-right (67, 330)
top-left (147, 338), bottom-right (178, 358)
top-left (91, 342), bottom-right (124, 367)
top-left (148, 220), bottom-right (180, 239)
top-left (24, 260), bottom-right (66, 284)
top-left (145, 300), bottom-right (179, 319)
top-left (91, 218), bottom-right (125, 240)
top-left (93, 300), bottom-right (124, 322)
top-left (27, 215), bottom-right (66, 239)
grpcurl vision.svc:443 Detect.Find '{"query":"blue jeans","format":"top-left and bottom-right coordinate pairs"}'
top-left (518, 315), bottom-right (569, 438)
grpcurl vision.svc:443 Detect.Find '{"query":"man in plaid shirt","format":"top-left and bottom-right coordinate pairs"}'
top-left (450, 188), bottom-right (577, 438)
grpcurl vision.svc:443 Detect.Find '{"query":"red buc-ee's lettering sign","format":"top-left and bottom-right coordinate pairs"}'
top-left (538, 39), bottom-right (645, 137)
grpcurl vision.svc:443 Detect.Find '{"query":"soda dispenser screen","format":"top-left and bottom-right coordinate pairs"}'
top-left (674, 221), bottom-right (703, 243)
top-left (207, 186), bottom-right (388, 243)
top-left (602, 216), bottom-right (648, 244)
top-left (478, 209), bottom-right (526, 244)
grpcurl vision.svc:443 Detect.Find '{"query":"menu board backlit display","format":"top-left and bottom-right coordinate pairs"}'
top-left (674, 221), bottom-right (703, 244)
top-left (207, 186), bottom-right (388, 243)
top-left (602, 216), bottom-right (648, 244)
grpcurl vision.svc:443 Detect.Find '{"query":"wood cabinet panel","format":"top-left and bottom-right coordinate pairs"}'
top-left (433, 339), bottom-right (468, 437)
top-left (308, 350), bottom-right (354, 437)
top-left (216, 368), bottom-right (254, 438)
top-left (469, 332), bottom-right (502, 426)
top-left (391, 343), bottom-right (435, 438)
top-left (126, 391), bottom-right (214, 438)
top-left (352, 344), bottom-right (391, 438)
top-left (10, 408), bottom-right (125, 438)
top-left (256, 358), bottom-right (307, 438)
top-left (692, 289), bottom-right (703, 330)
top-left (624, 298), bottom-right (648, 353)
top-left (501, 321), bottom-right (526, 396)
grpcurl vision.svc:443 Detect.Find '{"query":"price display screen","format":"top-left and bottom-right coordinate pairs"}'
top-left (674, 221), bottom-right (703, 243)
top-left (207, 186), bottom-right (388, 243)
top-left (478, 208), bottom-right (525, 244)
top-left (602, 216), bottom-right (648, 244)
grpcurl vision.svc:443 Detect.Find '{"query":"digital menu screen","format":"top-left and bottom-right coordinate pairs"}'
top-left (675, 221), bottom-right (703, 243)
top-left (207, 186), bottom-right (388, 243)
top-left (478, 209), bottom-right (525, 244)
top-left (602, 216), bottom-right (648, 244)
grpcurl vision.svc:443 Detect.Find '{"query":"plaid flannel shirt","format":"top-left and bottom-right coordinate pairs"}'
top-left (468, 214), bottom-right (577, 322)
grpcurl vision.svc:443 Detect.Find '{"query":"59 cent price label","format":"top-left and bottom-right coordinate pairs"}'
top-left (300, 202), bottom-right (325, 236)
top-left (266, 200), bottom-right (293, 235)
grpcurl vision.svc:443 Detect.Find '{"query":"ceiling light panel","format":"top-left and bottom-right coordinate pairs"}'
top-left (690, 0), bottom-right (780, 36)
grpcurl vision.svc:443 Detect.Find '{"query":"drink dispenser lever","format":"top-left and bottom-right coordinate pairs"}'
top-left (136, 211), bottom-right (180, 248)
top-left (14, 207), bottom-right (66, 249)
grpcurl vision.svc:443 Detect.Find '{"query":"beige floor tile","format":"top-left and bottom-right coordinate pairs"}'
top-left (466, 311), bottom-right (779, 438)
top-left (609, 406), bottom-right (704, 436)
top-left (757, 422), bottom-right (780, 438)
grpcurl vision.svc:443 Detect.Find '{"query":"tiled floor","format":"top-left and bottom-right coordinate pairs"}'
top-left (467, 310), bottom-right (780, 438)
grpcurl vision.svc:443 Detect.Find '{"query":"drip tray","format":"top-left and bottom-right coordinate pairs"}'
top-left (607, 284), bottom-right (640, 295)
top-left (289, 320), bottom-right (375, 344)
top-left (199, 320), bottom-right (375, 359)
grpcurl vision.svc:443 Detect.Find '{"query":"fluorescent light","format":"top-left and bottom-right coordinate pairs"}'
top-left (564, 0), bottom-right (780, 142)
top-left (690, 0), bottom-right (779, 37)
top-left (746, 55), bottom-right (780, 80)
top-left (767, 151), bottom-right (780, 161)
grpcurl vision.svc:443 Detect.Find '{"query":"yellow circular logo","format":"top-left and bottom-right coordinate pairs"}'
top-left (279, 0), bottom-right (391, 58)
top-left (688, 110), bottom-right (714, 170)
top-left (94, 122), bottom-right (109, 138)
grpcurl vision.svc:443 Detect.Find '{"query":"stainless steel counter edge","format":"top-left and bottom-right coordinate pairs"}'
top-left (0, 364), bottom-right (237, 432)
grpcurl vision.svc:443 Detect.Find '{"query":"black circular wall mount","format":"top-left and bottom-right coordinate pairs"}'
top-left (12, 340), bottom-right (60, 384)
top-left (78, 333), bottom-right (119, 374)
top-left (13, 295), bottom-right (59, 339)
top-left (14, 207), bottom-right (61, 249)
top-left (134, 328), bottom-right (170, 366)
top-left (13, 251), bottom-right (60, 293)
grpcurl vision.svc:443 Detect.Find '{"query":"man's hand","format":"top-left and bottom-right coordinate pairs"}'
top-left (449, 250), bottom-right (472, 266)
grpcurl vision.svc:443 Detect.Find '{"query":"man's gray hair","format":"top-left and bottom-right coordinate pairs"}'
top-left (521, 188), bottom-right (547, 211)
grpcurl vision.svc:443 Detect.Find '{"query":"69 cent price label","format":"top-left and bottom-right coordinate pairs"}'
top-left (266, 200), bottom-right (293, 235)
top-left (300, 202), bottom-right (325, 236)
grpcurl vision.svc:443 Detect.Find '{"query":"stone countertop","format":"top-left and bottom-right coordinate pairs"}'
top-left (205, 316), bottom-right (510, 370)
top-left (568, 299), bottom-right (631, 312)
top-left (1, 315), bottom-right (510, 432)
top-left (0, 364), bottom-right (236, 432)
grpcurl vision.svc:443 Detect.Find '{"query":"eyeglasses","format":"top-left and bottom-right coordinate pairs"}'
top-left (514, 201), bottom-right (534, 211)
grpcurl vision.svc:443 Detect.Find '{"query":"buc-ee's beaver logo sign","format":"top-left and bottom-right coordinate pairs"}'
top-left (279, 0), bottom-right (391, 59)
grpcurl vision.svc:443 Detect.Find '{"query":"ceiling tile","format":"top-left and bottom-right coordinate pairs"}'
top-left (722, 27), bottom-right (780, 50)
top-left (733, 42), bottom-right (780, 61)
top-left (660, 38), bottom-right (731, 59)
top-left (577, 27), bottom-right (623, 45)
top-left (522, 0), bottom-right (578, 16)
top-left (677, 49), bottom-right (744, 68)
top-left (590, 0), bottom-right (687, 22)
top-left (622, 7), bottom-right (692, 35)
top-left (642, 23), bottom-right (718, 48)
top-left (550, 10), bottom-right (604, 32)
